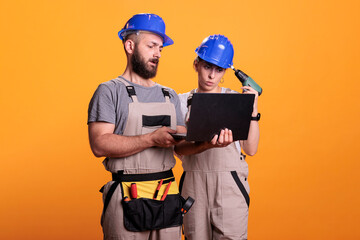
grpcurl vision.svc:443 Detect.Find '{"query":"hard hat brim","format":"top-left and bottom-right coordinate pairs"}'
top-left (196, 54), bottom-right (232, 69)
top-left (118, 29), bottom-right (174, 47)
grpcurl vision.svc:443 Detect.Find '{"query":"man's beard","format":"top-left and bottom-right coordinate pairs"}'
top-left (131, 48), bottom-right (159, 79)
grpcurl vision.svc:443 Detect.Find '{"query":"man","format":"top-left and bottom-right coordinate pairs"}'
top-left (88, 13), bottom-right (186, 240)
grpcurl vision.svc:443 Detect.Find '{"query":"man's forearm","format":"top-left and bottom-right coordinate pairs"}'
top-left (175, 141), bottom-right (211, 156)
top-left (90, 133), bottom-right (153, 158)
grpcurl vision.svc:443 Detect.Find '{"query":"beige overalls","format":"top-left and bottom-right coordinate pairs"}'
top-left (180, 89), bottom-right (250, 240)
top-left (100, 78), bottom-right (182, 240)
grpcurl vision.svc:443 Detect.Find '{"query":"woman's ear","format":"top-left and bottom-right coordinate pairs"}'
top-left (193, 59), bottom-right (199, 72)
top-left (124, 39), bottom-right (135, 55)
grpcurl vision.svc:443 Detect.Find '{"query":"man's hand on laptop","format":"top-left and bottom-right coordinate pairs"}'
top-left (149, 127), bottom-right (177, 148)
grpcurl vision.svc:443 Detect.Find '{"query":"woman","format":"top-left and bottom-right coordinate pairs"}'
top-left (175, 35), bottom-right (260, 240)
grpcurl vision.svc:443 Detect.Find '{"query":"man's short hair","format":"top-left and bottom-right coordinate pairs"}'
top-left (122, 30), bottom-right (140, 44)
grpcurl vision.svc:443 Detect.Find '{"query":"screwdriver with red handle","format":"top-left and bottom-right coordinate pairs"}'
top-left (161, 181), bottom-right (172, 201)
top-left (130, 183), bottom-right (137, 199)
top-left (153, 179), bottom-right (163, 200)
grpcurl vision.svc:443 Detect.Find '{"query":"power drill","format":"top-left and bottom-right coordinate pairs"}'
top-left (230, 66), bottom-right (262, 96)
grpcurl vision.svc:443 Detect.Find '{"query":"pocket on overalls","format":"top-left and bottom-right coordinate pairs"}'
top-left (141, 115), bottom-right (171, 134)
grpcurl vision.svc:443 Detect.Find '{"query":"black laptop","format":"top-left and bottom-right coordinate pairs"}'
top-left (173, 93), bottom-right (254, 142)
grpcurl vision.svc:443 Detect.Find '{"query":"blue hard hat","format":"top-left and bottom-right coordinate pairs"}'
top-left (195, 35), bottom-right (234, 69)
top-left (118, 13), bottom-right (174, 47)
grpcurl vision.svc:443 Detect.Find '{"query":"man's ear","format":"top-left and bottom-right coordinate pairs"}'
top-left (124, 39), bottom-right (135, 54)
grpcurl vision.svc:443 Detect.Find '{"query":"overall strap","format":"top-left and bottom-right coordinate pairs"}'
top-left (116, 77), bottom-right (139, 102)
top-left (161, 88), bottom-right (171, 103)
top-left (187, 89), bottom-right (197, 107)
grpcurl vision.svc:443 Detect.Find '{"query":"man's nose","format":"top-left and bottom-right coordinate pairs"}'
top-left (154, 48), bottom-right (161, 58)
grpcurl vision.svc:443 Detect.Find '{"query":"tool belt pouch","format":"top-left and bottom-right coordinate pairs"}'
top-left (122, 194), bottom-right (185, 232)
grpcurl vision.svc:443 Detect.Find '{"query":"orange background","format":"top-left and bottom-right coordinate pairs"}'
top-left (1, 0), bottom-right (360, 239)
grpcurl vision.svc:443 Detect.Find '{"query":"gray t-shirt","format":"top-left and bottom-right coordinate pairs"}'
top-left (88, 77), bottom-right (185, 135)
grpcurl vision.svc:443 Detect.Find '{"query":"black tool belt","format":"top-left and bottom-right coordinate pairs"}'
top-left (112, 169), bottom-right (174, 182)
top-left (100, 169), bottom-right (194, 232)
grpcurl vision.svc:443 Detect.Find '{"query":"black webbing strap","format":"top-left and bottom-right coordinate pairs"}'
top-left (112, 169), bottom-right (174, 182)
top-left (126, 85), bottom-right (136, 97)
top-left (231, 171), bottom-right (250, 207)
top-left (179, 171), bottom-right (186, 194)
top-left (187, 97), bottom-right (192, 107)
top-left (161, 177), bottom-right (175, 184)
top-left (161, 88), bottom-right (170, 98)
top-left (101, 181), bottom-right (120, 217)
top-left (180, 171), bottom-right (187, 237)
top-left (126, 85), bottom-right (170, 99)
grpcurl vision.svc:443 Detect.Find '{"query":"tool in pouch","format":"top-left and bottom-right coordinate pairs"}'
top-left (153, 179), bottom-right (163, 200)
top-left (153, 178), bottom-right (194, 214)
top-left (101, 170), bottom-right (194, 232)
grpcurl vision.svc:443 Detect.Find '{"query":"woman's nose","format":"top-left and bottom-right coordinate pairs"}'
top-left (208, 68), bottom-right (216, 79)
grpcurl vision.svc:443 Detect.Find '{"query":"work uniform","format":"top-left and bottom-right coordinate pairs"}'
top-left (178, 88), bottom-right (250, 240)
top-left (88, 77), bottom-right (185, 240)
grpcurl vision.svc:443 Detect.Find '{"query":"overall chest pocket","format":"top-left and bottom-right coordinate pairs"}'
top-left (141, 115), bottom-right (171, 135)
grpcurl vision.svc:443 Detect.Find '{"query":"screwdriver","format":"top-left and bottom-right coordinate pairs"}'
top-left (153, 179), bottom-right (163, 200)
top-left (160, 181), bottom-right (172, 201)
top-left (130, 183), bottom-right (137, 199)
